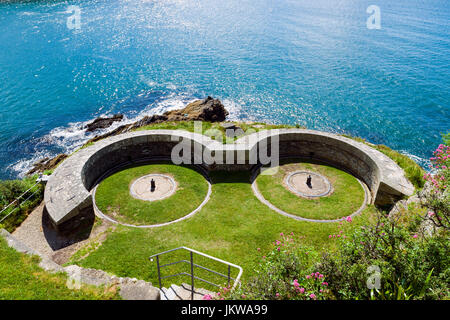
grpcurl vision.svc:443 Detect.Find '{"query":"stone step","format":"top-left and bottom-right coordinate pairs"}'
top-left (160, 283), bottom-right (216, 300)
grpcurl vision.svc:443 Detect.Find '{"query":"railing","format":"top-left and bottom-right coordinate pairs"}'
top-left (149, 246), bottom-right (243, 300)
top-left (0, 176), bottom-right (45, 224)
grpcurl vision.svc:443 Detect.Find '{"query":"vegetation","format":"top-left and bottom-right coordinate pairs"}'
top-left (95, 163), bottom-right (209, 225)
top-left (0, 237), bottom-right (119, 300)
top-left (373, 144), bottom-right (426, 190)
top-left (71, 170), bottom-right (376, 291)
top-left (218, 138), bottom-right (450, 301)
top-left (136, 120), bottom-right (298, 143)
top-left (342, 134), bottom-right (426, 190)
top-left (221, 210), bottom-right (448, 300)
top-left (256, 160), bottom-right (365, 220)
top-left (0, 121), bottom-right (441, 300)
top-left (0, 175), bottom-right (43, 232)
top-left (421, 141), bottom-right (449, 230)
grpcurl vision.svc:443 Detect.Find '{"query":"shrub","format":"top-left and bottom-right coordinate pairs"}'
top-left (421, 142), bottom-right (450, 230)
top-left (0, 176), bottom-right (44, 232)
top-left (317, 213), bottom-right (449, 300)
top-left (223, 233), bottom-right (332, 300)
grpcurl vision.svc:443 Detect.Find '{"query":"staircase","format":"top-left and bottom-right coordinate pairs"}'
top-left (149, 246), bottom-right (243, 301)
top-left (160, 283), bottom-right (215, 300)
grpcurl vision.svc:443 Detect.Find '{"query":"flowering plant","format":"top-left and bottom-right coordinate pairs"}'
top-left (421, 142), bottom-right (450, 230)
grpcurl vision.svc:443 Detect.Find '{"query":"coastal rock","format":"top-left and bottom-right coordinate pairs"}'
top-left (129, 114), bottom-right (169, 129)
top-left (164, 96), bottom-right (228, 122)
top-left (85, 114), bottom-right (124, 132)
top-left (27, 154), bottom-right (68, 175)
top-left (85, 97), bottom-right (228, 145)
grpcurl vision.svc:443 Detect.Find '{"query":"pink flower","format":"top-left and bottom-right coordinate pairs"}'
top-left (203, 294), bottom-right (212, 300)
top-left (306, 275), bottom-right (311, 279)
top-left (309, 293), bottom-right (316, 299)
top-left (257, 248), bottom-right (260, 251)
top-left (412, 234), bottom-right (418, 238)
top-left (276, 293), bottom-right (280, 297)
top-left (428, 211), bottom-right (435, 217)
top-left (299, 288), bottom-right (305, 294)
top-left (345, 216), bottom-right (352, 223)
top-left (322, 282), bottom-right (328, 286)
top-left (277, 247), bottom-right (280, 251)
top-left (241, 294), bottom-right (246, 299)
top-left (328, 235), bottom-right (332, 238)
top-left (280, 232), bottom-right (284, 236)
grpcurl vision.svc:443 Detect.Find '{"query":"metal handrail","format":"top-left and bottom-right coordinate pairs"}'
top-left (149, 246), bottom-right (243, 300)
top-left (0, 179), bottom-right (43, 224)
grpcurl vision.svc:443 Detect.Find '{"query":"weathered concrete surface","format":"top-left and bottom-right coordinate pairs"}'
top-left (44, 129), bottom-right (414, 227)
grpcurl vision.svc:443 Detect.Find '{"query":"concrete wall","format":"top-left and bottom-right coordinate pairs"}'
top-left (44, 129), bottom-right (415, 227)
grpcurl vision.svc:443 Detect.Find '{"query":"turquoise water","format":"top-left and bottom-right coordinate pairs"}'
top-left (0, 0), bottom-right (449, 179)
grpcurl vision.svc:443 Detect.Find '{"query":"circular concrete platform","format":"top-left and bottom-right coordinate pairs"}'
top-left (284, 171), bottom-right (332, 198)
top-left (130, 174), bottom-right (176, 201)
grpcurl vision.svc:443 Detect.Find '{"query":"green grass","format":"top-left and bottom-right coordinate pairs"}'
top-left (342, 134), bottom-right (426, 190)
top-left (0, 237), bottom-right (119, 300)
top-left (135, 120), bottom-right (298, 143)
top-left (0, 175), bottom-right (44, 232)
top-left (95, 163), bottom-right (209, 225)
top-left (72, 170), bottom-right (377, 292)
top-left (256, 160), bottom-right (366, 220)
top-left (372, 144), bottom-right (425, 190)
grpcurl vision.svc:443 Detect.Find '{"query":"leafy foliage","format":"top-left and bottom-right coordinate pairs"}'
top-left (0, 176), bottom-right (44, 232)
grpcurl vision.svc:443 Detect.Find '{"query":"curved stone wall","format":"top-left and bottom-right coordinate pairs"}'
top-left (44, 129), bottom-right (415, 227)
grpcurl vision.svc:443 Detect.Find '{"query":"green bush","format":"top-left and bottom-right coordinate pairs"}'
top-left (0, 176), bottom-right (44, 232)
top-left (226, 212), bottom-right (449, 300)
top-left (316, 214), bottom-right (449, 300)
top-left (224, 233), bottom-right (332, 300)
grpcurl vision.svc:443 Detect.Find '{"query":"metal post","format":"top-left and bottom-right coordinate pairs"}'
top-left (228, 265), bottom-right (231, 287)
top-left (190, 252), bottom-right (194, 300)
top-left (156, 256), bottom-right (162, 289)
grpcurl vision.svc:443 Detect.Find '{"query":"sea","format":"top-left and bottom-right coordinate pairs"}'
top-left (0, 0), bottom-right (449, 179)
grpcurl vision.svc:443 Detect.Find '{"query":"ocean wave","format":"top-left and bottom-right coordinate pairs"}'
top-left (7, 93), bottom-right (199, 177)
top-left (399, 151), bottom-right (432, 171)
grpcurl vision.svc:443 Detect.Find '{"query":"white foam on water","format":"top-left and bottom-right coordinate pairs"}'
top-left (399, 150), bottom-right (432, 172)
top-left (7, 150), bottom-right (53, 178)
top-left (222, 98), bottom-right (244, 121)
top-left (8, 93), bottom-right (199, 177)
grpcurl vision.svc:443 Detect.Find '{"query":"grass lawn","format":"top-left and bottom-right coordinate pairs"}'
top-left (135, 120), bottom-right (299, 143)
top-left (71, 170), bottom-right (377, 292)
top-left (0, 237), bottom-right (119, 300)
top-left (95, 163), bottom-right (209, 225)
top-left (256, 159), bottom-right (366, 220)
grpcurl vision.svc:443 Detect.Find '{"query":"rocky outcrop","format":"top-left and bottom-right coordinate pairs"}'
top-left (85, 96), bottom-right (228, 144)
top-left (85, 114), bottom-right (123, 132)
top-left (27, 154), bottom-right (68, 176)
top-left (164, 96), bottom-right (228, 122)
top-left (26, 97), bottom-right (229, 176)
